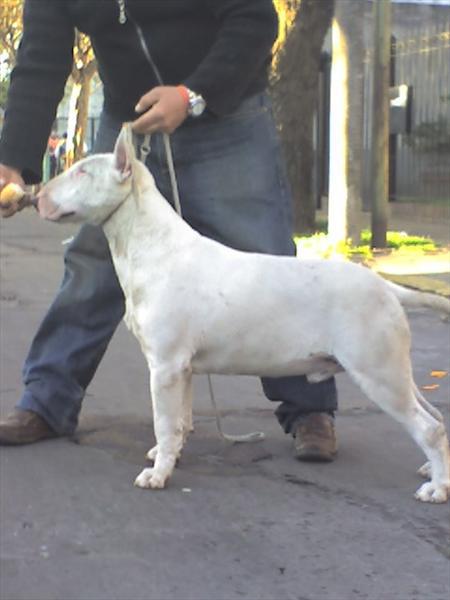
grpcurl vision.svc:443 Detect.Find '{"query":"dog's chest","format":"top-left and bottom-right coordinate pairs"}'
top-left (122, 286), bottom-right (154, 357)
top-left (108, 244), bottom-right (143, 332)
top-left (112, 251), bottom-right (165, 353)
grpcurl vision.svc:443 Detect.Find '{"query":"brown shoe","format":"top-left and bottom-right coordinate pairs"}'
top-left (0, 409), bottom-right (58, 445)
top-left (293, 413), bottom-right (337, 462)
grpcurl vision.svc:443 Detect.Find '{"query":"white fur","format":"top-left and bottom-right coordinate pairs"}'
top-left (37, 125), bottom-right (450, 501)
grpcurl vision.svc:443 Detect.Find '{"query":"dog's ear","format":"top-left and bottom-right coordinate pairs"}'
top-left (113, 124), bottom-right (135, 181)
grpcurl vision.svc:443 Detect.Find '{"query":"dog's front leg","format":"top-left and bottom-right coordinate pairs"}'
top-left (182, 372), bottom-right (194, 441)
top-left (135, 366), bottom-right (187, 490)
top-left (145, 372), bottom-right (193, 464)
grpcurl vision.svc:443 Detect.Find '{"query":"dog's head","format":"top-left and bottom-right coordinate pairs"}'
top-left (38, 124), bottom-right (143, 225)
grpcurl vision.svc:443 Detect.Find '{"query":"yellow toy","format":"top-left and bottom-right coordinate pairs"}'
top-left (0, 183), bottom-right (36, 218)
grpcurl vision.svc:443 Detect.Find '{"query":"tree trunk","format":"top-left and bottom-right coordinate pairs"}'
top-left (271, 0), bottom-right (334, 234)
top-left (65, 63), bottom-right (96, 168)
top-left (370, 0), bottom-right (391, 248)
top-left (327, 0), bottom-right (365, 245)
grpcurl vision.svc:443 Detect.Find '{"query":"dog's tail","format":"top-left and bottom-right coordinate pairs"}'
top-left (385, 280), bottom-right (450, 318)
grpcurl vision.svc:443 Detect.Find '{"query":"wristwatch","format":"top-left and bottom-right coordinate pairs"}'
top-left (186, 89), bottom-right (206, 118)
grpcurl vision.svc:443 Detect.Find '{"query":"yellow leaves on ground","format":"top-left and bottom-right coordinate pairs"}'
top-left (430, 371), bottom-right (448, 379)
top-left (421, 370), bottom-right (448, 391)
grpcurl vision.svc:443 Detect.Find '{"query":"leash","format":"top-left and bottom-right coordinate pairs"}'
top-left (132, 19), bottom-right (264, 444)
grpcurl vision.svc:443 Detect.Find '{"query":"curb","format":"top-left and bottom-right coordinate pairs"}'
top-left (378, 273), bottom-right (450, 298)
top-left (369, 250), bottom-right (450, 297)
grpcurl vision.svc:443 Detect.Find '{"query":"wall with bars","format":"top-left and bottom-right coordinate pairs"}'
top-left (358, 9), bottom-right (450, 216)
top-left (391, 26), bottom-right (450, 204)
top-left (314, 2), bottom-right (450, 214)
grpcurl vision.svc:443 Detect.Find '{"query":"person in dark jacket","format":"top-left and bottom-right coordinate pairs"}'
top-left (0, 0), bottom-right (338, 459)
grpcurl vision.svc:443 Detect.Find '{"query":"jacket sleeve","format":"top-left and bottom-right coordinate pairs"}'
top-left (0, 0), bottom-right (74, 183)
top-left (183, 0), bottom-right (278, 116)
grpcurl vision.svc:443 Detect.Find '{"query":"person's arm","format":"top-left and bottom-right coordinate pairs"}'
top-left (132, 0), bottom-right (278, 134)
top-left (0, 0), bottom-right (75, 184)
top-left (184, 0), bottom-right (278, 115)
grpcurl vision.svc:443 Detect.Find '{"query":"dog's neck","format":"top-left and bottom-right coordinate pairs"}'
top-left (102, 160), bottom-right (198, 288)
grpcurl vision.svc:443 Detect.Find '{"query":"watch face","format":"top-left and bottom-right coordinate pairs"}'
top-left (191, 97), bottom-right (206, 117)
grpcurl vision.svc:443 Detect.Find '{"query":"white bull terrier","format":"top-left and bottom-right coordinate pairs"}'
top-left (37, 125), bottom-right (450, 502)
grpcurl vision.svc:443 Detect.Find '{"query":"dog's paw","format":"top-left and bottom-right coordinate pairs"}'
top-left (134, 467), bottom-right (167, 490)
top-left (417, 461), bottom-right (432, 479)
top-left (414, 480), bottom-right (450, 503)
top-left (146, 445), bottom-right (158, 462)
top-left (147, 445), bottom-right (182, 465)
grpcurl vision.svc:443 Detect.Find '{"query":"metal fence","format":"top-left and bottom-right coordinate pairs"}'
top-left (361, 23), bottom-right (450, 210)
top-left (390, 24), bottom-right (450, 204)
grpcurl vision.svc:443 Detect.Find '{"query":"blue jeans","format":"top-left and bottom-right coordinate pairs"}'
top-left (19, 93), bottom-right (337, 435)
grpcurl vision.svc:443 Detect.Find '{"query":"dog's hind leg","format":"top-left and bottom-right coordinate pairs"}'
top-left (405, 403), bottom-right (449, 502)
top-left (135, 364), bottom-right (188, 489)
top-left (413, 383), bottom-right (444, 423)
top-left (412, 384), bottom-right (448, 481)
top-left (346, 364), bottom-right (450, 502)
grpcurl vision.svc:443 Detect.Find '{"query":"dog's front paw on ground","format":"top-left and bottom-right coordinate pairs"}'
top-left (134, 467), bottom-right (167, 489)
top-left (146, 445), bottom-right (182, 465)
top-left (417, 461), bottom-right (432, 479)
top-left (146, 445), bottom-right (158, 462)
top-left (414, 480), bottom-right (450, 503)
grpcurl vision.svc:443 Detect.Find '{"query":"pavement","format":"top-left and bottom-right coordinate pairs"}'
top-left (1, 210), bottom-right (449, 600)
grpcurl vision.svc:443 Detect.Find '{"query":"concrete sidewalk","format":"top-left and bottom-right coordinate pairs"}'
top-left (1, 211), bottom-right (449, 600)
top-left (316, 207), bottom-right (450, 297)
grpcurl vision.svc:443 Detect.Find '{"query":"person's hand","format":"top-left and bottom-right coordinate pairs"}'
top-left (132, 86), bottom-right (189, 135)
top-left (0, 165), bottom-right (25, 218)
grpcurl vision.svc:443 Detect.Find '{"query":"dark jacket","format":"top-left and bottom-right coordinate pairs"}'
top-left (0, 0), bottom-right (278, 183)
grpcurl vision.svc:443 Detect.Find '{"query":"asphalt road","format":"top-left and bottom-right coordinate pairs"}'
top-left (1, 212), bottom-right (449, 600)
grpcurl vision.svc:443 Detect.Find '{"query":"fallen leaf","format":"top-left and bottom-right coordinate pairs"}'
top-left (430, 370), bottom-right (448, 379)
top-left (421, 384), bottom-right (440, 391)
